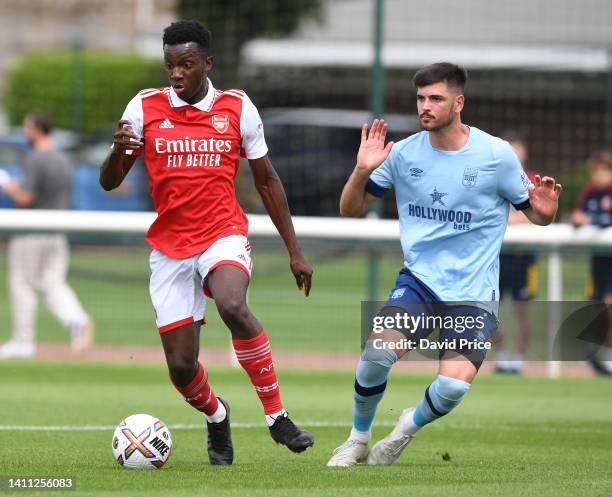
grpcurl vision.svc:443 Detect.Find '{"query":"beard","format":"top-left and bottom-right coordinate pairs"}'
top-left (420, 109), bottom-right (455, 132)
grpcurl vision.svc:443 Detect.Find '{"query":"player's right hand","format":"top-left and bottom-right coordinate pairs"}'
top-left (356, 119), bottom-right (394, 173)
top-left (0, 168), bottom-right (10, 190)
top-left (113, 120), bottom-right (143, 152)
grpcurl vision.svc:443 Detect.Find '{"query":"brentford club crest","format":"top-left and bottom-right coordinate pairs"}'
top-left (462, 167), bottom-right (479, 188)
top-left (212, 114), bottom-right (229, 134)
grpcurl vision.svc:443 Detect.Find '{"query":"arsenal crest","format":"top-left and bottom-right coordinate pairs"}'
top-left (212, 114), bottom-right (229, 134)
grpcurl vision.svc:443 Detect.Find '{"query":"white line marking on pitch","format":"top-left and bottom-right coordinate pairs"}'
top-left (0, 422), bottom-right (609, 435)
top-left (0, 421), bottom-right (394, 431)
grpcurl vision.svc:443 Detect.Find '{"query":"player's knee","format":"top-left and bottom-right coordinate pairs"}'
top-left (216, 296), bottom-right (249, 324)
top-left (435, 374), bottom-right (471, 410)
top-left (355, 346), bottom-right (397, 388)
top-left (361, 341), bottom-right (398, 368)
top-left (166, 352), bottom-right (197, 386)
top-left (414, 375), bottom-right (471, 426)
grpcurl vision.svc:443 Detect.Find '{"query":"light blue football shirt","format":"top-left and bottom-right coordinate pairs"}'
top-left (366, 127), bottom-right (532, 313)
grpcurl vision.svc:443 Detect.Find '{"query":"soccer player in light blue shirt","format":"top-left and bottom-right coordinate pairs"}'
top-left (327, 63), bottom-right (562, 467)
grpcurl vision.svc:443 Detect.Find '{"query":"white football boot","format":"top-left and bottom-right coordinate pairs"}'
top-left (367, 408), bottom-right (415, 465)
top-left (327, 438), bottom-right (369, 467)
top-left (71, 318), bottom-right (95, 352)
top-left (0, 340), bottom-right (35, 359)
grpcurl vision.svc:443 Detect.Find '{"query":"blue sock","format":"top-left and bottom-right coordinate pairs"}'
top-left (413, 374), bottom-right (471, 427)
top-left (352, 342), bottom-right (397, 433)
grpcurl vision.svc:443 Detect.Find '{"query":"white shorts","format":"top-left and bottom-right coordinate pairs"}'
top-left (149, 235), bottom-right (252, 333)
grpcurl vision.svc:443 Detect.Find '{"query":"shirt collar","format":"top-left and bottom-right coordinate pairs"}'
top-left (169, 78), bottom-right (215, 111)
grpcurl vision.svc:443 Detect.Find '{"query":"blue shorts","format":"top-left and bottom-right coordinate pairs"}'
top-left (377, 268), bottom-right (498, 369)
top-left (591, 256), bottom-right (612, 301)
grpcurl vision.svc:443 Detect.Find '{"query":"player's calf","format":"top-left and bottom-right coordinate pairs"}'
top-left (231, 329), bottom-right (314, 451)
top-left (412, 374), bottom-right (471, 427)
top-left (327, 344), bottom-right (396, 467)
top-left (171, 362), bottom-right (231, 464)
top-left (352, 345), bottom-right (397, 435)
top-left (171, 362), bottom-right (224, 418)
top-left (166, 347), bottom-right (199, 387)
top-left (232, 330), bottom-right (284, 420)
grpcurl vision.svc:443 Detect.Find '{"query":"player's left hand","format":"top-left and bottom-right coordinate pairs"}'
top-left (290, 252), bottom-right (313, 297)
top-left (528, 175), bottom-right (562, 221)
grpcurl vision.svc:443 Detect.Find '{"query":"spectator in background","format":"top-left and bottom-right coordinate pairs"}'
top-left (571, 150), bottom-right (612, 375)
top-left (0, 112), bottom-right (93, 359)
top-left (494, 132), bottom-right (539, 374)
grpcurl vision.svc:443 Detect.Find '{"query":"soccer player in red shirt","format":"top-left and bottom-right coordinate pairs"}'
top-left (100, 20), bottom-right (314, 465)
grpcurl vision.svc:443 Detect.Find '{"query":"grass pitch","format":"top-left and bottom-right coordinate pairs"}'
top-left (2, 361), bottom-right (611, 497)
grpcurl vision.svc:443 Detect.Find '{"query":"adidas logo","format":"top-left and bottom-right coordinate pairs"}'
top-left (159, 118), bottom-right (174, 129)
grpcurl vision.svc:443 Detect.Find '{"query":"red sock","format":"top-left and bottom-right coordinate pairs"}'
top-left (232, 330), bottom-right (283, 414)
top-left (172, 362), bottom-right (219, 416)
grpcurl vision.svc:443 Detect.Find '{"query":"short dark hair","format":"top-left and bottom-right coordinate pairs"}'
top-left (412, 63), bottom-right (467, 92)
top-left (163, 20), bottom-right (212, 53)
top-left (25, 112), bottom-right (53, 135)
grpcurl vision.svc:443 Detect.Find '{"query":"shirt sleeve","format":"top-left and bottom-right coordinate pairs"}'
top-left (118, 93), bottom-right (144, 156)
top-left (20, 154), bottom-right (39, 194)
top-left (365, 146), bottom-right (396, 197)
top-left (240, 94), bottom-right (268, 160)
top-left (494, 138), bottom-right (532, 210)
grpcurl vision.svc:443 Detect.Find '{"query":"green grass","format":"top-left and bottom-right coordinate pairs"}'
top-left (1, 361), bottom-right (611, 496)
top-left (0, 242), bottom-right (596, 354)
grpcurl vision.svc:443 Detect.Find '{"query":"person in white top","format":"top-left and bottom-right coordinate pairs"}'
top-left (0, 112), bottom-right (93, 359)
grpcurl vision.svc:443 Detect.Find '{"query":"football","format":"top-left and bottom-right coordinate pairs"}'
top-left (111, 414), bottom-right (172, 469)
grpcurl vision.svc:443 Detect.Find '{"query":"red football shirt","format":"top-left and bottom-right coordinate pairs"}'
top-left (120, 79), bottom-right (268, 258)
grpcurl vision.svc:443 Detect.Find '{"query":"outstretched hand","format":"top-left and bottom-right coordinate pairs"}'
top-left (356, 119), bottom-right (394, 173)
top-left (528, 175), bottom-right (562, 222)
top-left (289, 252), bottom-right (313, 297)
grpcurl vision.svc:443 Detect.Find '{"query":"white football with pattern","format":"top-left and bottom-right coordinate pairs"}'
top-left (111, 414), bottom-right (172, 470)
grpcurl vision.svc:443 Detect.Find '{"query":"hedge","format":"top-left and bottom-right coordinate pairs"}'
top-left (6, 50), bottom-right (165, 134)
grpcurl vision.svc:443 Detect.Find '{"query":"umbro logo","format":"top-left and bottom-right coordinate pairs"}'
top-left (409, 168), bottom-right (423, 177)
top-left (159, 118), bottom-right (174, 129)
